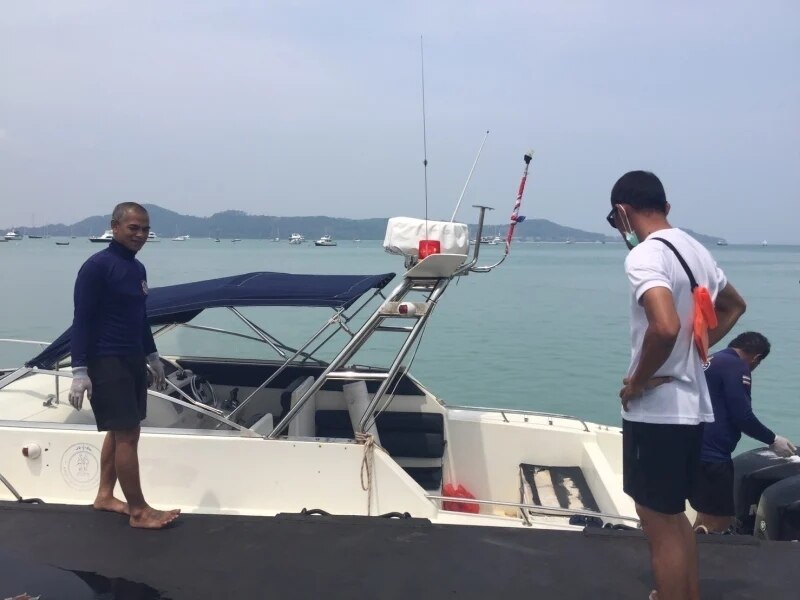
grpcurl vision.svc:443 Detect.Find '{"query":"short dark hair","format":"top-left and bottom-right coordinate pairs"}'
top-left (729, 331), bottom-right (771, 359)
top-left (112, 202), bottom-right (148, 223)
top-left (610, 171), bottom-right (667, 213)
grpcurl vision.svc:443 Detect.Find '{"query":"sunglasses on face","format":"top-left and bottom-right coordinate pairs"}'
top-left (606, 206), bottom-right (618, 229)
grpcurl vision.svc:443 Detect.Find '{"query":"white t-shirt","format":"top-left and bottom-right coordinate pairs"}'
top-left (623, 228), bottom-right (727, 425)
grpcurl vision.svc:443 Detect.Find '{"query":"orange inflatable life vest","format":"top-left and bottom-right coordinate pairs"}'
top-left (442, 483), bottom-right (480, 514)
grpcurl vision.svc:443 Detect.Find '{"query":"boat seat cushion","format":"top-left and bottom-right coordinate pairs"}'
top-left (279, 376), bottom-right (313, 422)
top-left (315, 410), bottom-right (444, 458)
top-left (316, 410), bottom-right (445, 490)
top-left (402, 467), bottom-right (443, 491)
top-left (250, 412), bottom-right (274, 436)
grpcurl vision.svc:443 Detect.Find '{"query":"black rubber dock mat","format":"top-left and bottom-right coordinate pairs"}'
top-left (0, 501), bottom-right (798, 599)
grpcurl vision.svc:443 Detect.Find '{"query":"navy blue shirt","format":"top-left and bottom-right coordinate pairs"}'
top-left (701, 348), bottom-right (775, 462)
top-left (71, 240), bottom-right (157, 368)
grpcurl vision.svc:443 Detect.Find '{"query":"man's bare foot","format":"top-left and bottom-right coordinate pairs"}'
top-left (129, 506), bottom-right (181, 529)
top-left (93, 496), bottom-right (130, 515)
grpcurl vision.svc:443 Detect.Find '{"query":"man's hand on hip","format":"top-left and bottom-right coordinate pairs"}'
top-left (619, 376), bottom-right (672, 411)
top-left (619, 378), bottom-right (645, 411)
top-left (69, 367), bottom-right (92, 410)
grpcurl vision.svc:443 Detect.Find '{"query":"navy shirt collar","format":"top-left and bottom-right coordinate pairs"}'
top-left (716, 347), bottom-right (749, 371)
top-left (108, 239), bottom-right (137, 260)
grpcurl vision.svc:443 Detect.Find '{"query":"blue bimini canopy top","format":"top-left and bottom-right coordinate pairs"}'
top-left (27, 271), bottom-right (395, 369)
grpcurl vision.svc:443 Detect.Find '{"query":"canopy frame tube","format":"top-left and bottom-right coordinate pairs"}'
top-left (227, 285), bottom-right (390, 422)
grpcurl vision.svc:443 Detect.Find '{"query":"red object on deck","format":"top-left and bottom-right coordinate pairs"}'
top-left (442, 483), bottom-right (479, 514)
top-left (418, 239), bottom-right (441, 259)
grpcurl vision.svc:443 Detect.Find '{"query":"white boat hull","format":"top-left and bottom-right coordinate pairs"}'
top-left (0, 369), bottom-right (636, 530)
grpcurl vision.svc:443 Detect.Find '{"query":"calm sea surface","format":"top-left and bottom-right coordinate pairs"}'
top-left (2, 236), bottom-right (798, 448)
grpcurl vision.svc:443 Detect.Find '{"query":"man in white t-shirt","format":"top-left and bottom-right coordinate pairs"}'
top-left (608, 171), bottom-right (746, 600)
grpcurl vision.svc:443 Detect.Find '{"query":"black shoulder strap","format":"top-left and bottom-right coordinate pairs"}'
top-left (652, 237), bottom-right (698, 290)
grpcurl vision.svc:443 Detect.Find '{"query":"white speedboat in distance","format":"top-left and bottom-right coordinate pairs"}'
top-left (0, 211), bottom-right (637, 533)
top-left (4, 230), bottom-right (23, 241)
top-left (172, 235), bottom-right (190, 242)
top-left (88, 230), bottom-right (113, 243)
top-left (289, 233), bottom-right (305, 245)
top-left (91, 230), bottom-right (158, 243)
top-left (716, 239), bottom-right (728, 246)
top-left (314, 235), bottom-right (337, 247)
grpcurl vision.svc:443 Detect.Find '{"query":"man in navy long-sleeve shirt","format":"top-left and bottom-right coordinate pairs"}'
top-left (68, 202), bottom-right (179, 529)
top-left (690, 331), bottom-right (796, 533)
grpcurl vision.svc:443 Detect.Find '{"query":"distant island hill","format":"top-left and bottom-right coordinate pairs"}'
top-left (2, 204), bottom-right (723, 245)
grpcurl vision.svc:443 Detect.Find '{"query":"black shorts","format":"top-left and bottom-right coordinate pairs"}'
top-left (689, 460), bottom-right (735, 517)
top-left (87, 355), bottom-right (148, 432)
top-left (623, 420), bottom-right (704, 515)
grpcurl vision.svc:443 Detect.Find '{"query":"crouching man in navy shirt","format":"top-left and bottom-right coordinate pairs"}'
top-left (69, 202), bottom-right (180, 529)
top-left (690, 332), bottom-right (796, 533)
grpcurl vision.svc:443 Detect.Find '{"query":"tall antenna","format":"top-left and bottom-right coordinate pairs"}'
top-left (420, 36), bottom-right (429, 236)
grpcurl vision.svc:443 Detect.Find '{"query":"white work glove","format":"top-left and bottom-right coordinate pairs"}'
top-left (147, 353), bottom-right (167, 391)
top-left (69, 367), bottom-right (92, 411)
top-left (770, 435), bottom-right (797, 458)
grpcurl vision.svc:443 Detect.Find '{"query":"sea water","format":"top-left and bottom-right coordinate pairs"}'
top-left (1, 237), bottom-right (798, 448)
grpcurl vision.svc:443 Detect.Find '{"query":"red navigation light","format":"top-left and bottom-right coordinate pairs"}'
top-left (418, 239), bottom-right (441, 259)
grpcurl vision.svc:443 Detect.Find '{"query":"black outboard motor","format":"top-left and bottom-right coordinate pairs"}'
top-left (754, 473), bottom-right (800, 541)
top-left (733, 448), bottom-right (800, 535)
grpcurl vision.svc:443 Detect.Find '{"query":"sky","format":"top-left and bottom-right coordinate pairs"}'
top-left (1, 1), bottom-right (798, 243)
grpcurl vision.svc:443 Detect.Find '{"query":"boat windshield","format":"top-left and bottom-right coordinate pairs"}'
top-left (153, 306), bottom-right (343, 362)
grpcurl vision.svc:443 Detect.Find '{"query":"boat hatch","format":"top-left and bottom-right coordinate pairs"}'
top-left (519, 463), bottom-right (600, 516)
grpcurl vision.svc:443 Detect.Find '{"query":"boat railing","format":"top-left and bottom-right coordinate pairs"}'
top-left (0, 366), bottom-right (65, 404)
top-left (445, 403), bottom-right (591, 432)
top-left (0, 338), bottom-right (50, 349)
top-left (425, 494), bottom-right (640, 526)
top-left (0, 366), bottom-right (245, 427)
top-left (451, 204), bottom-right (512, 276)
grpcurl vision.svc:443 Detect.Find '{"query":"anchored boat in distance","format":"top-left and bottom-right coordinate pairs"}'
top-left (314, 235), bottom-right (337, 247)
top-left (88, 230), bottom-right (113, 243)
